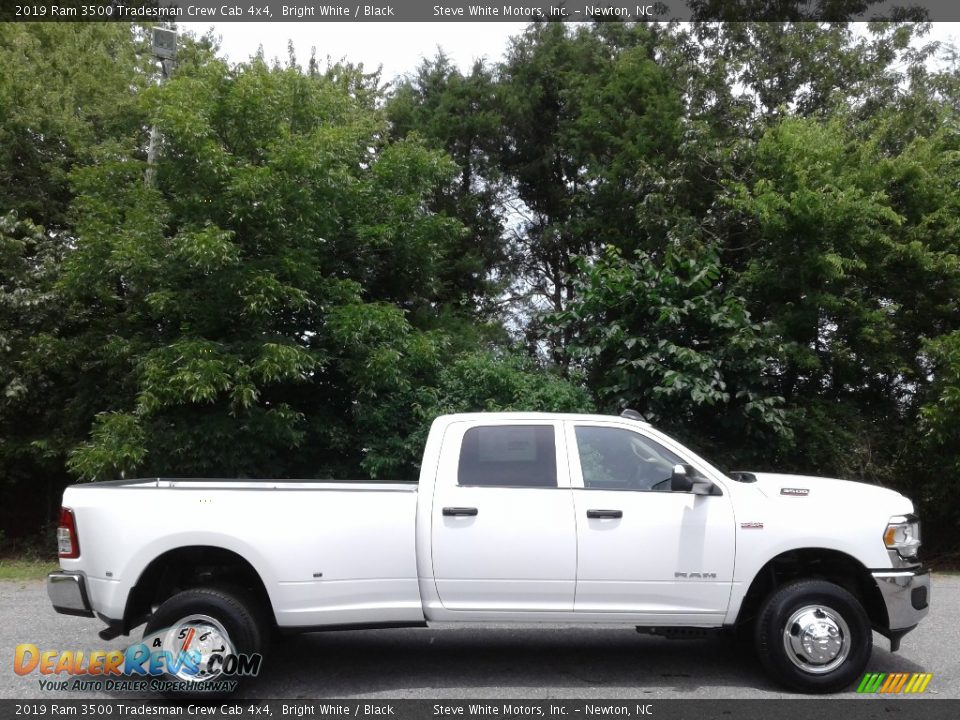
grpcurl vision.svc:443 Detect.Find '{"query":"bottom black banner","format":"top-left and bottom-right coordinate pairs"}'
top-left (1, 699), bottom-right (958, 720)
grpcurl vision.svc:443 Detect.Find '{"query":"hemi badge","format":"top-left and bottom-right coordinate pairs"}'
top-left (781, 488), bottom-right (810, 496)
top-left (741, 522), bottom-right (764, 529)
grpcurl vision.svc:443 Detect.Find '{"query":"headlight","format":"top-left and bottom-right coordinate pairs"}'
top-left (883, 514), bottom-right (921, 558)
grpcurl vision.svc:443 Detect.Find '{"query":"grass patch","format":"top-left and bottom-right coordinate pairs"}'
top-left (0, 558), bottom-right (58, 582)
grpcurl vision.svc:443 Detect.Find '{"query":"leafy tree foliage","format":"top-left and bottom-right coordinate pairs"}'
top-left (0, 212), bottom-right (72, 533)
top-left (0, 23), bottom-right (154, 535)
top-left (359, 348), bottom-right (594, 479)
top-left (0, 23), bottom-right (151, 230)
top-left (392, 23), bottom-right (686, 360)
top-left (388, 55), bottom-right (510, 324)
top-left (62, 52), bottom-right (467, 481)
top-left (497, 22), bottom-right (684, 359)
top-left (920, 333), bottom-right (960, 525)
top-left (3, 20), bottom-right (960, 556)
top-left (553, 245), bottom-right (789, 465)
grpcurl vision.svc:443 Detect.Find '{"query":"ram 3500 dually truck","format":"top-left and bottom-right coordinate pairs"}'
top-left (48, 412), bottom-right (929, 693)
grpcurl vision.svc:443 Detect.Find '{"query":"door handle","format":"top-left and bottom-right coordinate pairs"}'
top-left (587, 509), bottom-right (623, 519)
top-left (443, 507), bottom-right (479, 517)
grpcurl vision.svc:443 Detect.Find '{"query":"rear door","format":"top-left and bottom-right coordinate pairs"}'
top-left (430, 420), bottom-right (576, 611)
top-left (566, 420), bottom-right (735, 619)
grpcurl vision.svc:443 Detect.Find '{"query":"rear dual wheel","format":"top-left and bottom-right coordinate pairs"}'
top-left (143, 586), bottom-right (265, 695)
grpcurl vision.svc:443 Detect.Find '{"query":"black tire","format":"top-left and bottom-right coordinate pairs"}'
top-left (755, 579), bottom-right (872, 693)
top-left (143, 586), bottom-right (265, 695)
top-left (721, 622), bottom-right (755, 655)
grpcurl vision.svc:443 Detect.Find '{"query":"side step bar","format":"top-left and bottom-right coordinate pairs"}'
top-left (636, 626), bottom-right (717, 640)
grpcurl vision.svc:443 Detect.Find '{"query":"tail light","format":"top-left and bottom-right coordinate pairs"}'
top-left (57, 507), bottom-right (80, 559)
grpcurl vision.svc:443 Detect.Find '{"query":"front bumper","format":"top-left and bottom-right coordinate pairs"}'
top-left (47, 571), bottom-right (94, 618)
top-left (871, 566), bottom-right (930, 650)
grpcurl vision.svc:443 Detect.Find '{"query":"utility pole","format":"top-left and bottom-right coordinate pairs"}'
top-left (145, 26), bottom-right (177, 187)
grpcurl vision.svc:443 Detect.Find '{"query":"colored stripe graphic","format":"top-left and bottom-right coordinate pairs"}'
top-left (857, 672), bottom-right (931, 694)
top-left (880, 674), bottom-right (898, 693)
top-left (857, 673), bottom-right (886, 693)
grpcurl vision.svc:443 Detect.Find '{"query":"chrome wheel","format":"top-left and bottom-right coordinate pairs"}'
top-left (144, 586), bottom-right (264, 696)
top-left (160, 613), bottom-right (235, 682)
top-left (782, 604), bottom-right (851, 674)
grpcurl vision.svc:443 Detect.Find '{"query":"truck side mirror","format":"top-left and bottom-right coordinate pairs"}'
top-left (671, 464), bottom-right (694, 492)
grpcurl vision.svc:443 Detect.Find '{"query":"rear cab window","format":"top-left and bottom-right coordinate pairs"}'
top-left (457, 425), bottom-right (558, 488)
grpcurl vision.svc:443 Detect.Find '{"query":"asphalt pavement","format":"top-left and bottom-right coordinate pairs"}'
top-left (2, 576), bottom-right (957, 700)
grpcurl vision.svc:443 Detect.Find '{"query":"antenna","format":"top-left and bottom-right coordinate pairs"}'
top-left (619, 408), bottom-right (647, 422)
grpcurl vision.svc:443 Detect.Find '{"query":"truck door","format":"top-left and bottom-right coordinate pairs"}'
top-left (430, 420), bottom-right (576, 611)
top-left (566, 421), bottom-right (735, 620)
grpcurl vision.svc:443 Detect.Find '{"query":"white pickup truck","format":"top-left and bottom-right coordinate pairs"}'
top-left (48, 411), bottom-right (929, 694)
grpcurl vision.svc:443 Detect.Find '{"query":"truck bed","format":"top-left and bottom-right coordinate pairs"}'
top-left (74, 477), bottom-right (418, 491)
top-left (59, 477), bottom-right (424, 629)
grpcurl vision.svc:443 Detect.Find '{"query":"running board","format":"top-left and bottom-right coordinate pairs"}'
top-left (636, 626), bottom-right (717, 640)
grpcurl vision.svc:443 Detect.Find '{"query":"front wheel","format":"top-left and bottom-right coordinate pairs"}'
top-left (142, 586), bottom-right (265, 695)
top-left (755, 579), bottom-right (872, 693)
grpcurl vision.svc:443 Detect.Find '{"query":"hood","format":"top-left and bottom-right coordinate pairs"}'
top-left (735, 471), bottom-right (913, 512)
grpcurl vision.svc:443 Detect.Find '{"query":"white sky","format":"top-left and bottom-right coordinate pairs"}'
top-left (186, 21), bottom-right (959, 84)
top-left (187, 22), bottom-right (526, 84)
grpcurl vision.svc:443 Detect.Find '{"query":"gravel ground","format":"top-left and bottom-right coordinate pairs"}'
top-left (2, 575), bottom-right (957, 700)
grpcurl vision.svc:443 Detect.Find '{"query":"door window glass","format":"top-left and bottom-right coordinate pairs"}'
top-left (458, 425), bottom-right (557, 487)
top-left (575, 426), bottom-right (684, 491)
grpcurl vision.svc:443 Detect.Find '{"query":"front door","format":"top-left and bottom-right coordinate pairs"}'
top-left (567, 421), bottom-right (735, 619)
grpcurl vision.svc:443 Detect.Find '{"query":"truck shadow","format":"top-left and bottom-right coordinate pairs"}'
top-left (241, 626), bottom-right (926, 698)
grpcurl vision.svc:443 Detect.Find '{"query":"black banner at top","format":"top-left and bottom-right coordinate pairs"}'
top-left (0, 0), bottom-right (954, 23)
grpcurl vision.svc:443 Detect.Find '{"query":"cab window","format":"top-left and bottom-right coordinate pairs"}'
top-left (458, 425), bottom-right (557, 488)
top-left (575, 426), bottom-right (684, 491)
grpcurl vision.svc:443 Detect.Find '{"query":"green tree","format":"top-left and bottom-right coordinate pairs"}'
top-left (63, 54), bottom-right (464, 481)
top-left (688, 22), bottom-right (935, 121)
top-left (553, 244), bottom-right (789, 465)
top-left (497, 21), bottom-right (683, 359)
top-left (367, 349), bottom-right (594, 479)
top-left (0, 23), bottom-right (155, 536)
top-left (388, 55), bottom-right (510, 325)
top-left (5, 19), bottom-right (960, 559)
top-left (918, 332), bottom-right (960, 536)
top-left (0, 213), bottom-right (74, 534)
top-left (725, 114), bottom-right (960, 483)
top-left (0, 23), bottom-right (151, 230)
